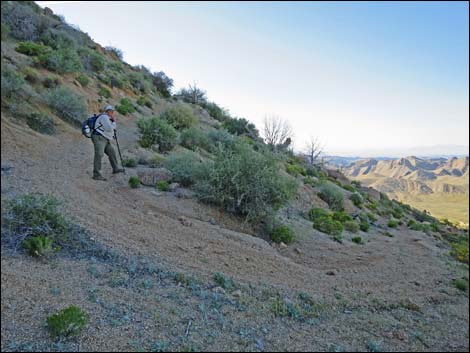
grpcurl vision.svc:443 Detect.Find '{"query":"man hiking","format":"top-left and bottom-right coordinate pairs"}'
top-left (91, 105), bottom-right (125, 180)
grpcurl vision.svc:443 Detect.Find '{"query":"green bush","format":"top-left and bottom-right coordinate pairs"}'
top-left (195, 142), bottom-right (297, 221)
top-left (156, 180), bottom-right (170, 191)
top-left (351, 180), bottom-right (361, 188)
top-left (42, 75), bottom-right (60, 88)
top-left (149, 154), bottom-right (166, 168)
top-left (180, 127), bottom-right (210, 151)
top-left (1, 65), bottom-right (25, 98)
top-left (161, 104), bottom-right (197, 130)
top-left (202, 101), bottom-right (229, 122)
top-left (352, 236), bottom-right (363, 244)
top-left (39, 28), bottom-right (76, 50)
top-left (76, 73), bottom-right (90, 87)
top-left (16, 41), bottom-right (49, 56)
top-left (305, 166), bottom-right (319, 177)
top-left (317, 182), bottom-right (344, 211)
top-left (208, 129), bottom-right (236, 149)
top-left (307, 207), bottom-right (329, 222)
top-left (26, 112), bottom-right (55, 134)
top-left (22, 67), bottom-right (39, 84)
top-left (98, 86), bottom-right (111, 98)
top-left (213, 272), bottom-right (235, 291)
top-left (88, 51), bottom-right (105, 72)
top-left (136, 116), bottom-right (178, 152)
top-left (452, 279), bottom-right (468, 292)
top-left (359, 220), bottom-right (370, 232)
top-left (116, 98), bottom-right (135, 115)
top-left (312, 216), bottom-right (343, 236)
top-left (109, 75), bottom-right (125, 89)
top-left (152, 71), bottom-right (173, 98)
top-left (46, 86), bottom-right (87, 125)
top-left (163, 150), bottom-right (203, 187)
top-left (122, 157), bottom-right (137, 168)
top-left (47, 306), bottom-right (88, 339)
top-left (388, 219), bottom-right (399, 228)
top-left (286, 163), bottom-right (306, 176)
top-left (344, 221), bottom-right (360, 233)
top-left (367, 212), bottom-right (378, 222)
top-left (350, 192), bottom-right (364, 207)
top-left (105, 46), bottom-right (124, 60)
top-left (332, 211), bottom-right (353, 224)
top-left (38, 48), bottom-right (82, 74)
top-left (128, 176), bottom-right (140, 188)
top-left (303, 176), bottom-right (316, 186)
top-left (222, 117), bottom-right (259, 138)
top-left (22, 235), bottom-right (54, 257)
top-left (270, 225), bottom-right (295, 244)
top-left (451, 241), bottom-right (469, 264)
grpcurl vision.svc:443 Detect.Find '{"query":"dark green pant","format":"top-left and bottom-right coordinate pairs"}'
top-left (92, 134), bottom-right (119, 177)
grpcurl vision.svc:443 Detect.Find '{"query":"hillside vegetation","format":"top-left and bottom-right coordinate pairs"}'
top-left (1, 2), bottom-right (469, 352)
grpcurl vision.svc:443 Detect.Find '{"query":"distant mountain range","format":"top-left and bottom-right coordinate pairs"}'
top-left (324, 145), bottom-right (469, 159)
top-left (342, 156), bottom-right (469, 224)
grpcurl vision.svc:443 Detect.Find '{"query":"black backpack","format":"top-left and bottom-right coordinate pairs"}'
top-left (81, 114), bottom-right (99, 138)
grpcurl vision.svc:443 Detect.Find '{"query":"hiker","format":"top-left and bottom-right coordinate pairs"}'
top-left (91, 105), bottom-right (125, 180)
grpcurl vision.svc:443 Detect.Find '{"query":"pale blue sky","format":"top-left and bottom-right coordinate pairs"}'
top-left (37, 1), bottom-right (469, 156)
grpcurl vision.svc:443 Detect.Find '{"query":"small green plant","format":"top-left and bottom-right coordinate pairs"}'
top-left (452, 241), bottom-right (469, 264)
top-left (344, 221), bottom-right (360, 233)
top-left (42, 76), bottom-right (60, 88)
top-left (270, 225), bottom-right (295, 244)
top-left (452, 279), bottom-right (468, 292)
top-left (180, 127), bottom-right (210, 151)
top-left (351, 236), bottom-right (363, 244)
top-left (16, 41), bottom-right (50, 56)
top-left (313, 216), bottom-right (343, 236)
top-left (22, 66), bottom-right (39, 84)
top-left (46, 306), bottom-right (88, 339)
top-left (286, 163), bottom-right (306, 176)
top-left (136, 96), bottom-right (152, 108)
top-left (137, 116), bottom-right (178, 152)
top-left (149, 154), bottom-right (166, 168)
top-left (350, 192), bottom-right (363, 207)
top-left (317, 181), bottom-right (344, 211)
top-left (161, 104), bottom-right (197, 130)
top-left (122, 157), bottom-right (138, 168)
top-left (307, 207), bottom-right (329, 222)
top-left (305, 166), bottom-right (319, 177)
top-left (388, 219), bottom-right (399, 228)
top-left (213, 272), bottom-right (235, 290)
top-left (22, 236), bottom-right (54, 257)
top-left (359, 220), bottom-right (370, 232)
top-left (163, 150), bottom-right (203, 186)
top-left (128, 176), bottom-right (140, 188)
top-left (98, 86), bottom-right (112, 98)
top-left (1, 65), bottom-right (25, 98)
top-left (76, 74), bottom-right (90, 87)
top-left (38, 48), bottom-right (83, 74)
top-left (332, 211), bottom-right (353, 224)
top-left (26, 112), bottom-right (55, 135)
top-left (116, 98), bottom-right (136, 115)
top-left (156, 180), bottom-right (170, 191)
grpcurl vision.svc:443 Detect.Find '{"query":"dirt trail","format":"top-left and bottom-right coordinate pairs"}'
top-left (0, 116), bottom-right (463, 303)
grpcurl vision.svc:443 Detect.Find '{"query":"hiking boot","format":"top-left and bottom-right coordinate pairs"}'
top-left (112, 168), bottom-right (125, 174)
top-left (92, 175), bottom-right (107, 181)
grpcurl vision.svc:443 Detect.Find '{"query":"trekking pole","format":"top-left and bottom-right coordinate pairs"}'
top-left (114, 130), bottom-right (126, 174)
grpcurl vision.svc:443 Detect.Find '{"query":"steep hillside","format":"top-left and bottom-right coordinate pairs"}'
top-left (344, 156), bottom-right (469, 225)
top-left (1, 2), bottom-right (469, 352)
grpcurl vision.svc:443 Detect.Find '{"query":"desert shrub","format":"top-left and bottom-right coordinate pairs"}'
top-left (202, 101), bottom-right (229, 122)
top-left (128, 176), bottom-right (140, 188)
top-left (208, 129), bottom-right (236, 149)
top-left (89, 51), bottom-right (105, 72)
top-left (156, 180), bottom-right (170, 191)
top-left (2, 194), bottom-right (68, 250)
top-left (26, 112), bottom-right (55, 134)
top-left (391, 204), bottom-right (404, 219)
top-left (342, 184), bottom-right (356, 192)
top-left (307, 207), bottom-right (329, 222)
top-left (352, 236), bottom-right (363, 244)
top-left (350, 192), bottom-right (364, 207)
top-left (136, 96), bottom-right (147, 106)
top-left (38, 48), bottom-right (82, 74)
top-left (303, 176), bottom-right (316, 186)
top-left (312, 216), bottom-right (343, 236)
top-left (180, 127), bottom-right (210, 151)
top-left (105, 46), bottom-right (123, 60)
top-left (317, 181), bottom-right (344, 211)
top-left (305, 166), bottom-right (319, 177)
top-left (16, 41), bottom-right (49, 56)
top-left (136, 116), bottom-right (178, 152)
top-left (213, 272), bottom-right (236, 291)
top-left (149, 154), bottom-right (166, 168)
top-left (367, 212), bottom-right (378, 222)
top-left (1, 65), bottom-right (25, 98)
top-left (195, 142), bottom-right (297, 221)
top-left (98, 86), bottom-right (111, 98)
top-left (286, 163), bottom-right (306, 176)
top-left (22, 66), bottom-right (39, 84)
top-left (46, 86), bottom-right (87, 125)
top-left (452, 241), bottom-right (469, 264)
top-left (351, 180), bottom-right (361, 188)
top-left (42, 75), bottom-right (60, 88)
top-left (1, 2), bottom-right (40, 41)
top-left (359, 220), bottom-right (370, 232)
top-left (344, 221), bottom-right (360, 233)
top-left (47, 306), bottom-right (88, 339)
top-left (109, 75), bottom-right (125, 89)
top-left (161, 104), bottom-right (197, 130)
top-left (107, 60), bottom-right (123, 73)
top-left (39, 28), bottom-right (76, 50)
top-left (75, 73), bottom-right (90, 87)
top-left (116, 98), bottom-right (135, 115)
top-left (222, 116), bottom-right (259, 138)
top-left (122, 157), bottom-right (137, 168)
top-left (22, 235), bottom-right (54, 257)
top-left (452, 279), bottom-right (468, 292)
top-left (331, 211), bottom-right (353, 224)
top-left (128, 71), bottom-right (151, 94)
top-left (270, 225), bottom-right (295, 244)
top-left (388, 219), bottom-right (399, 228)
top-left (163, 150), bottom-right (203, 186)
top-left (152, 71), bottom-right (173, 98)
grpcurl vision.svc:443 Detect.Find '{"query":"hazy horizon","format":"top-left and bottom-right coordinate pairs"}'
top-left (36, 1), bottom-right (469, 154)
